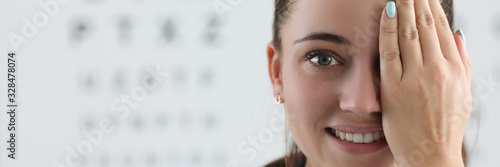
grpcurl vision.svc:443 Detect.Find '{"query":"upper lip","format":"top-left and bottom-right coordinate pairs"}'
top-left (327, 125), bottom-right (383, 133)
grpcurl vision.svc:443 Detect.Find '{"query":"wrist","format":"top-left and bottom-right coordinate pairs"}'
top-left (423, 155), bottom-right (464, 167)
top-left (396, 153), bottom-right (464, 167)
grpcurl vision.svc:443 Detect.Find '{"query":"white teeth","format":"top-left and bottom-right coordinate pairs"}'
top-left (363, 133), bottom-right (373, 143)
top-left (345, 133), bottom-right (353, 141)
top-left (330, 129), bottom-right (384, 144)
top-left (339, 132), bottom-right (346, 140)
top-left (374, 131), bottom-right (381, 140)
top-left (353, 133), bottom-right (363, 143)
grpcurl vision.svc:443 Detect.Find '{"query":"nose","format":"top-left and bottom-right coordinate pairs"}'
top-left (339, 64), bottom-right (381, 115)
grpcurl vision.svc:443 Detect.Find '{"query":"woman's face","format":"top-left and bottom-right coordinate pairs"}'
top-left (270, 0), bottom-right (398, 166)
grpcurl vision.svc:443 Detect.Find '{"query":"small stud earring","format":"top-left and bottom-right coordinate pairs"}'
top-left (274, 94), bottom-right (282, 104)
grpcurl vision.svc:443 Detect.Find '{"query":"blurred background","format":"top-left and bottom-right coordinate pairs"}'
top-left (0, 0), bottom-right (498, 166)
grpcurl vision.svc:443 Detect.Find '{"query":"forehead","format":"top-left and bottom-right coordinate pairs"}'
top-left (283, 0), bottom-right (389, 47)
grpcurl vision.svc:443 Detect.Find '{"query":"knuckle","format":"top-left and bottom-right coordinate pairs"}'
top-left (381, 49), bottom-right (400, 61)
top-left (452, 62), bottom-right (465, 76)
top-left (434, 15), bottom-right (449, 28)
top-left (448, 59), bottom-right (469, 76)
top-left (457, 60), bottom-right (472, 77)
top-left (418, 13), bottom-right (435, 27)
top-left (465, 59), bottom-right (473, 71)
top-left (400, 0), bottom-right (414, 9)
top-left (431, 68), bottom-right (449, 86)
top-left (382, 24), bottom-right (398, 35)
top-left (402, 27), bottom-right (419, 40)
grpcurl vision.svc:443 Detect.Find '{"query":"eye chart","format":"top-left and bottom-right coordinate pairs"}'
top-left (0, 0), bottom-right (281, 166)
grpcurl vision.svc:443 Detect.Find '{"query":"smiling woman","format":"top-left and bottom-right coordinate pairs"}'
top-left (265, 0), bottom-right (471, 167)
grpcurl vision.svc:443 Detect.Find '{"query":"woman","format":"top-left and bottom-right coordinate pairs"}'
top-left (265, 0), bottom-right (471, 166)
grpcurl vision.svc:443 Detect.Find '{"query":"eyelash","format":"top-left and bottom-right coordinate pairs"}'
top-left (304, 49), bottom-right (342, 71)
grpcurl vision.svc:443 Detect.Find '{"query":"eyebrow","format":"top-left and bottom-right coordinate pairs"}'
top-left (294, 32), bottom-right (351, 46)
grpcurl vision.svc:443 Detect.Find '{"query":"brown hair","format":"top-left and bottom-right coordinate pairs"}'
top-left (272, 0), bottom-right (454, 52)
top-left (268, 0), bottom-right (468, 166)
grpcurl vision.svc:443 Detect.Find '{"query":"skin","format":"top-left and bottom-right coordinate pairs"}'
top-left (266, 0), bottom-right (471, 166)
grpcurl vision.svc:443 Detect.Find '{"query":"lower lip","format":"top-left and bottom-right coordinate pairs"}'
top-left (327, 131), bottom-right (388, 155)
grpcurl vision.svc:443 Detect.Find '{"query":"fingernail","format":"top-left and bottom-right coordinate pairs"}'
top-left (386, 1), bottom-right (396, 19)
top-left (456, 29), bottom-right (467, 46)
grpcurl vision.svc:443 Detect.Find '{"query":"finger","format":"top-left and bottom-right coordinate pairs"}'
top-left (454, 30), bottom-right (471, 83)
top-left (428, 0), bottom-right (461, 62)
top-left (380, 2), bottom-right (403, 84)
top-left (414, 0), bottom-right (443, 65)
top-left (396, 0), bottom-right (423, 73)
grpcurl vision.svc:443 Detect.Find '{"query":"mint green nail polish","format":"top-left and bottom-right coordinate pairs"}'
top-left (456, 29), bottom-right (467, 46)
top-left (386, 2), bottom-right (396, 19)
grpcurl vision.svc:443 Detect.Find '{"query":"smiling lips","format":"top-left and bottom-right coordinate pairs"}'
top-left (325, 126), bottom-right (388, 154)
top-left (327, 128), bottom-right (385, 144)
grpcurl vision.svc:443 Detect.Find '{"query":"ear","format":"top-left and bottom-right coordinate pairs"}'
top-left (267, 41), bottom-right (284, 100)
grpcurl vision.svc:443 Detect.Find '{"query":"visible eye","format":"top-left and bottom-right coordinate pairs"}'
top-left (306, 50), bottom-right (340, 66)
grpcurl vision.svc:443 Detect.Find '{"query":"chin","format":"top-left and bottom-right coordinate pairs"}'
top-left (319, 149), bottom-right (396, 167)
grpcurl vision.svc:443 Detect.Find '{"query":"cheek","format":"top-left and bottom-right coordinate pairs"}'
top-left (281, 59), bottom-right (342, 125)
top-left (281, 59), bottom-right (345, 157)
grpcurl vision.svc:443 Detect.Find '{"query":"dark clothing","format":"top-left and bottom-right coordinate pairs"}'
top-left (264, 155), bottom-right (307, 167)
top-left (296, 155), bottom-right (307, 167)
